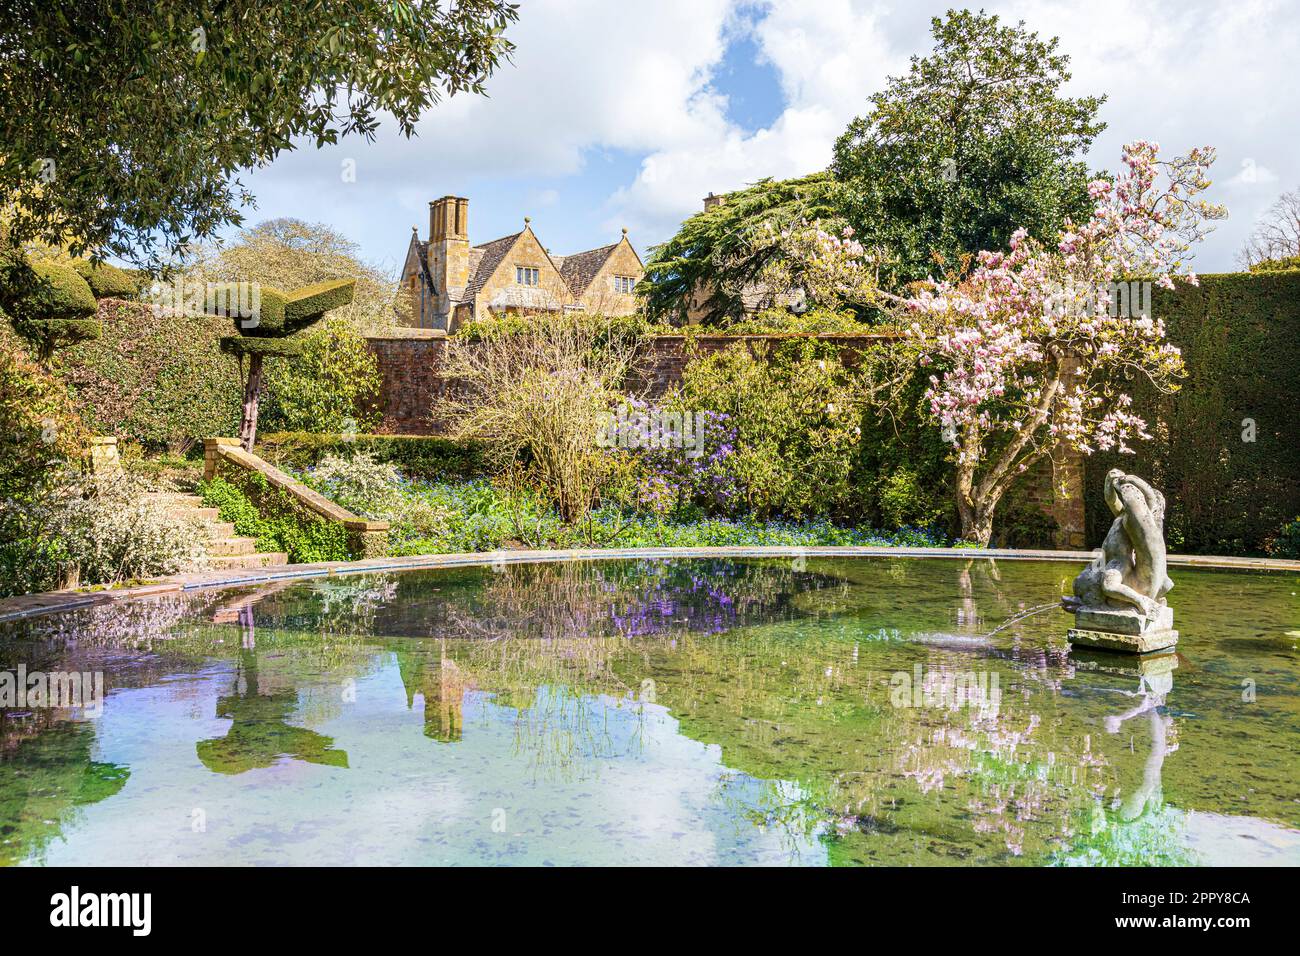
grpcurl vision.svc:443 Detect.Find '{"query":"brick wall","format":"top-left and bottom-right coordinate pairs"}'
top-left (365, 329), bottom-right (1086, 547)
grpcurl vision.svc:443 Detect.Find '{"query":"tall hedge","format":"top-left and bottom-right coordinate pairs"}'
top-left (56, 298), bottom-right (242, 452)
top-left (1085, 270), bottom-right (1300, 555)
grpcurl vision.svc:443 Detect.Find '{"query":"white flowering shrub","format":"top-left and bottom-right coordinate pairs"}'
top-left (53, 474), bottom-right (208, 584)
top-left (308, 452), bottom-right (451, 544)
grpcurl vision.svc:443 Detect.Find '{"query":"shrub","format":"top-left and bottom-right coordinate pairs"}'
top-left (72, 260), bottom-right (139, 298)
top-left (675, 338), bottom-right (874, 519)
top-left (304, 452), bottom-right (451, 550)
top-left (1265, 517), bottom-right (1300, 559)
top-left (0, 327), bottom-right (88, 596)
top-left (443, 312), bottom-right (642, 522)
top-left (1084, 271), bottom-right (1300, 555)
top-left (724, 307), bottom-right (875, 335)
top-left (50, 474), bottom-right (208, 585)
top-left (1, 258), bottom-right (100, 361)
top-left (260, 319), bottom-right (382, 433)
top-left (56, 299), bottom-right (241, 453)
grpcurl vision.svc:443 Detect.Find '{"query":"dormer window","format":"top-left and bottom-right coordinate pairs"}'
top-left (613, 275), bottom-right (636, 293)
top-left (515, 266), bottom-right (540, 286)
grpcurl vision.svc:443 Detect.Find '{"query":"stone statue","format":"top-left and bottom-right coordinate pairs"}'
top-left (1062, 469), bottom-right (1178, 652)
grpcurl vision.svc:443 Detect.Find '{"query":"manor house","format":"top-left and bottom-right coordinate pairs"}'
top-left (400, 195), bottom-right (644, 331)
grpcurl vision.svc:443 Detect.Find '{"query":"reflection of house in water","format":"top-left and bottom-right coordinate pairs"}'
top-left (396, 644), bottom-right (470, 743)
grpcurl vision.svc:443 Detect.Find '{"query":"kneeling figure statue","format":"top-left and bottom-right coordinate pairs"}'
top-left (1062, 469), bottom-right (1178, 653)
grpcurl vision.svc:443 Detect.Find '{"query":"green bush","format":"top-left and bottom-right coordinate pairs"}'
top-left (1, 258), bottom-right (101, 360)
top-left (56, 300), bottom-right (241, 452)
top-left (200, 475), bottom-right (351, 563)
top-left (72, 260), bottom-right (139, 298)
top-left (675, 338), bottom-right (873, 520)
top-left (724, 307), bottom-right (875, 335)
top-left (0, 326), bottom-right (88, 596)
top-left (257, 431), bottom-right (487, 481)
top-left (1085, 271), bottom-right (1300, 555)
top-left (1265, 517), bottom-right (1300, 559)
top-left (259, 319), bottom-right (381, 433)
top-left (1248, 255), bottom-right (1300, 273)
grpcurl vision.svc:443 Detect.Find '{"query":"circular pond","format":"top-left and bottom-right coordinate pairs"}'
top-left (1, 556), bottom-right (1297, 866)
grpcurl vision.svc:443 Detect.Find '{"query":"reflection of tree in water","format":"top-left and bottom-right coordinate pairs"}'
top-left (196, 647), bottom-right (349, 775)
top-left (0, 721), bottom-right (128, 865)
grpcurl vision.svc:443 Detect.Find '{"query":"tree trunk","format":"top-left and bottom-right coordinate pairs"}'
top-left (957, 488), bottom-right (999, 547)
top-left (238, 352), bottom-right (264, 451)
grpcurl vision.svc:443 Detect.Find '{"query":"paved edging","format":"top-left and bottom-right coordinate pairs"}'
top-left (1, 545), bottom-right (1296, 625)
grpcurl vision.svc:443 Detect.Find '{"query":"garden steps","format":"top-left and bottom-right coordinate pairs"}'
top-left (143, 490), bottom-right (282, 571)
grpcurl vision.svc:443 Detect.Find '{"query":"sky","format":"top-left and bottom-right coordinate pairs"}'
top-left (233, 0), bottom-right (1300, 278)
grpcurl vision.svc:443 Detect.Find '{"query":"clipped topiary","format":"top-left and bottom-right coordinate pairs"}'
top-left (206, 277), bottom-right (355, 449)
top-left (0, 255), bottom-right (101, 362)
top-left (72, 259), bottom-right (140, 299)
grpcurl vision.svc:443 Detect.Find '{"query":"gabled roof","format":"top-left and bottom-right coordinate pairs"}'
top-left (559, 242), bottom-right (619, 296)
top-left (403, 234), bottom-right (436, 293)
top-left (465, 231), bottom-right (523, 300)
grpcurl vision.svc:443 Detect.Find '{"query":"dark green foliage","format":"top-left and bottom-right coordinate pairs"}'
top-left (219, 334), bottom-right (307, 358)
top-left (57, 300), bottom-right (241, 452)
top-left (831, 10), bottom-right (1104, 288)
top-left (200, 475), bottom-right (351, 563)
top-left (257, 432), bottom-right (488, 482)
top-left (1085, 271), bottom-right (1300, 555)
top-left (1265, 517), bottom-right (1300, 559)
top-left (72, 260), bottom-right (139, 298)
top-left (1, 1), bottom-right (519, 269)
top-left (640, 173), bottom-right (841, 324)
top-left (208, 283), bottom-right (286, 335)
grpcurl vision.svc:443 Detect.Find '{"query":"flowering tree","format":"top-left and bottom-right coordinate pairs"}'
top-left (734, 220), bottom-right (882, 314)
top-left (904, 142), bottom-right (1227, 544)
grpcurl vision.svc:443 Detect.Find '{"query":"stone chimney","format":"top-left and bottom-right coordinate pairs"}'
top-left (428, 196), bottom-right (469, 313)
top-left (703, 192), bottom-right (724, 211)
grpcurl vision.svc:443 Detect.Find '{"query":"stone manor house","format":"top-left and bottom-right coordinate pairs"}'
top-left (400, 195), bottom-right (645, 331)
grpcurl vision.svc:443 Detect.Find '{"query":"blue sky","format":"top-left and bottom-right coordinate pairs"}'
top-left (230, 0), bottom-right (1300, 278)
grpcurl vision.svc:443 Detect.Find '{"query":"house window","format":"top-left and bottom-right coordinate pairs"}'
top-left (515, 266), bottom-right (540, 286)
top-left (613, 275), bottom-right (636, 293)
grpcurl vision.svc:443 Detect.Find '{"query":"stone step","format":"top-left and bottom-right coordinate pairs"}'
top-left (146, 492), bottom-right (205, 507)
top-left (208, 537), bottom-right (257, 557)
top-left (206, 552), bottom-right (288, 570)
top-left (169, 507), bottom-right (220, 522)
top-left (204, 521), bottom-right (237, 538)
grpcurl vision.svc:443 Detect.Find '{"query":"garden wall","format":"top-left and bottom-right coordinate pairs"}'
top-left (1084, 269), bottom-right (1300, 555)
top-left (366, 331), bottom-right (904, 435)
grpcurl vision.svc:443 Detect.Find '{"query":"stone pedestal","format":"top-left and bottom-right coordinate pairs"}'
top-left (1067, 604), bottom-right (1178, 653)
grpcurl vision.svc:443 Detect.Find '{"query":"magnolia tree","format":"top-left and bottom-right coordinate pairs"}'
top-left (904, 142), bottom-right (1227, 544)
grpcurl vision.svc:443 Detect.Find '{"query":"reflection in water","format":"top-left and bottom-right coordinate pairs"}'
top-left (0, 557), bottom-right (1297, 866)
top-left (196, 648), bottom-right (349, 775)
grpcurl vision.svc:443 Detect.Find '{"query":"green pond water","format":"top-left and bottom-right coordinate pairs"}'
top-left (0, 557), bottom-right (1297, 866)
